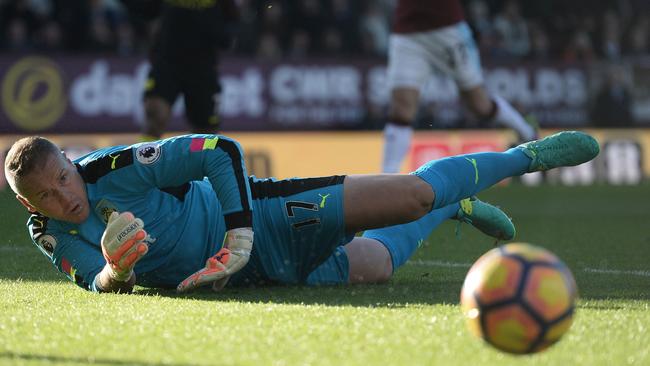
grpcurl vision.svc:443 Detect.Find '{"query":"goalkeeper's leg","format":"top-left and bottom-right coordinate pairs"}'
top-left (348, 198), bottom-right (514, 283)
top-left (343, 149), bottom-right (528, 235)
top-left (343, 131), bottom-right (599, 233)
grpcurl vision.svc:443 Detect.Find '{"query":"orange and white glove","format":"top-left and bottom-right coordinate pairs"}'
top-left (100, 212), bottom-right (149, 281)
top-left (177, 227), bottom-right (253, 293)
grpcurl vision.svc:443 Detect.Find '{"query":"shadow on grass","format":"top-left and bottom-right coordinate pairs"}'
top-left (132, 261), bottom-right (650, 308)
top-left (133, 275), bottom-right (464, 308)
top-left (131, 261), bottom-right (650, 307)
top-left (134, 283), bottom-right (650, 310)
top-left (0, 352), bottom-right (203, 366)
top-left (575, 278), bottom-right (650, 302)
top-left (3, 253), bottom-right (649, 308)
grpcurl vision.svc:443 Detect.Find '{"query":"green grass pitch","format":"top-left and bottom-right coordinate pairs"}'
top-left (0, 183), bottom-right (648, 366)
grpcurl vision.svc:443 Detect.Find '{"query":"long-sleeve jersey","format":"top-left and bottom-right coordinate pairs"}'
top-left (27, 134), bottom-right (252, 291)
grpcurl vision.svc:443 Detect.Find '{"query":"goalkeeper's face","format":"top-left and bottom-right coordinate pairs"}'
top-left (16, 152), bottom-right (90, 224)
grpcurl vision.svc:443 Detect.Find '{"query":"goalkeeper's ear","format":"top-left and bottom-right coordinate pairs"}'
top-left (15, 194), bottom-right (37, 213)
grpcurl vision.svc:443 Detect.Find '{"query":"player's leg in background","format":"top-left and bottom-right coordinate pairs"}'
top-left (142, 65), bottom-right (178, 141)
top-left (382, 33), bottom-right (431, 173)
top-left (143, 97), bottom-right (172, 140)
top-left (183, 67), bottom-right (222, 135)
top-left (461, 86), bottom-right (538, 142)
top-left (450, 22), bottom-right (537, 142)
top-left (383, 88), bottom-right (419, 173)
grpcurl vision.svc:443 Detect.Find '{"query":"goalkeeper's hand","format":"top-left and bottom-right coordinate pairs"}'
top-left (100, 211), bottom-right (149, 282)
top-left (176, 227), bottom-right (253, 293)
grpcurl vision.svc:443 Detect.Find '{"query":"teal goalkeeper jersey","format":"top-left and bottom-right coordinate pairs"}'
top-left (26, 134), bottom-right (253, 291)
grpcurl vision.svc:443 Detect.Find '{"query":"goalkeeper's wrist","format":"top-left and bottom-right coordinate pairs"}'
top-left (96, 264), bottom-right (135, 293)
top-left (225, 227), bottom-right (253, 252)
top-left (112, 269), bottom-right (133, 282)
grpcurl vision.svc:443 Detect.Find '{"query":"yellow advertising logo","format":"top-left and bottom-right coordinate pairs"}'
top-left (1, 57), bottom-right (66, 130)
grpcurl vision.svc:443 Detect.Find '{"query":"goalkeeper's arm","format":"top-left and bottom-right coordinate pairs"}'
top-left (95, 211), bottom-right (149, 293)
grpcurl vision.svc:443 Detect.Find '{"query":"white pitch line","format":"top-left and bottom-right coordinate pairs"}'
top-left (582, 268), bottom-right (650, 277)
top-left (0, 246), bottom-right (31, 252)
top-left (408, 259), bottom-right (472, 268)
top-left (408, 259), bottom-right (650, 278)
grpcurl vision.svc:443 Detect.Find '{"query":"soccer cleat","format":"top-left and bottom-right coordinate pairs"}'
top-left (456, 197), bottom-right (515, 241)
top-left (517, 131), bottom-right (600, 172)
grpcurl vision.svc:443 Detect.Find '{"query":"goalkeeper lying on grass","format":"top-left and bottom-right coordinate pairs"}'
top-left (4, 132), bottom-right (599, 293)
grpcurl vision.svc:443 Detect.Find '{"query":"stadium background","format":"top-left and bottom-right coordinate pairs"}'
top-left (0, 0), bottom-right (648, 184)
top-left (1, 2), bottom-right (649, 365)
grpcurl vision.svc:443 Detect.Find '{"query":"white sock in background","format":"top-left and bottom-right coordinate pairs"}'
top-left (382, 123), bottom-right (413, 173)
top-left (492, 95), bottom-right (537, 141)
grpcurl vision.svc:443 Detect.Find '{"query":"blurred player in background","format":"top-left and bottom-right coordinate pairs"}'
top-left (122, 0), bottom-right (240, 141)
top-left (4, 131), bottom-right (598, 294)
top-left (382, 0), bottom-right (539, 173)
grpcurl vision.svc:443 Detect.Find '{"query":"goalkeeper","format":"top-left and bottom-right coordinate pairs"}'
top-left (4, 132), bottom-right (599, 293)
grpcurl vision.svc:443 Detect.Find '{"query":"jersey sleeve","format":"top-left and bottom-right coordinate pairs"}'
top-left (80, 134), bottom-right (253, 230)
top-left (28, 215), bottom-right (106, 292)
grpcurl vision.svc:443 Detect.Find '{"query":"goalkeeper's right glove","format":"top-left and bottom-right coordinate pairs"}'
top-left (176, 227), bottom-right (253, 293)
top-left (100, 211), bottom-right (149, 281)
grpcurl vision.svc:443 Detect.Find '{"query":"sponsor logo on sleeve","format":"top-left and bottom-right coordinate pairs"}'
top-left (136, 143), bottom-right (162, 165)
top-left (95, 199), bottom-right (118, 224)
top-left (37, 234), bottom-right (57, 255)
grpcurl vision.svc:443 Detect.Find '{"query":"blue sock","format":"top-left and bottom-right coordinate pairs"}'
top-left (363, 203), bottom-right (459, 272)
top-left (413, 148), bottom-right (530, 210)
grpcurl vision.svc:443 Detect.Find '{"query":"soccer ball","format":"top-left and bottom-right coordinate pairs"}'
top-left (460, 243), bottom-right (577, 354)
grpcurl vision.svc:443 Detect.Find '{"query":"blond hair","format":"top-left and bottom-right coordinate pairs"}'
top-left (4, 136), bottom-right (62, 194)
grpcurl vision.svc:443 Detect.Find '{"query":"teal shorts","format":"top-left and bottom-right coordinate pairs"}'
top-left (229, 176), bottom-right (352, 287)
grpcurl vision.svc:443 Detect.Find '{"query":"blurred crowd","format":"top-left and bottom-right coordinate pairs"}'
top-left (0, 0), bottom-right (649, 62)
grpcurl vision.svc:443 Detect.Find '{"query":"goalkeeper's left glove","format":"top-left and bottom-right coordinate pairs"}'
top-left (176, 227), bottom-right (253, 293)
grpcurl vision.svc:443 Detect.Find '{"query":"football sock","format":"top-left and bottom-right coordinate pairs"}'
top-left (363, 203), bottom-right (459, 271)
top-left (413, 148), bottom-right (530, 210)
top-left (382, 123), bottom-right (413, 173)
top-left (492, 95), bottom-right (537, 141)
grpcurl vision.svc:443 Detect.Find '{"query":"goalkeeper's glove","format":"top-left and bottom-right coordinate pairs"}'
top-left (176, 227), bottom-right (253, 293)
top-left (100, 211), bottom-right (149, 281)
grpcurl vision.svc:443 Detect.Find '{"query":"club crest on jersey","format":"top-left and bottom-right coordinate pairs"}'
top-left (136, 143), bottom-right (161, 165)
top-left (95, 199), bottom-right (118, 224)
top-left (37, 234), bottom-right (57, 255)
